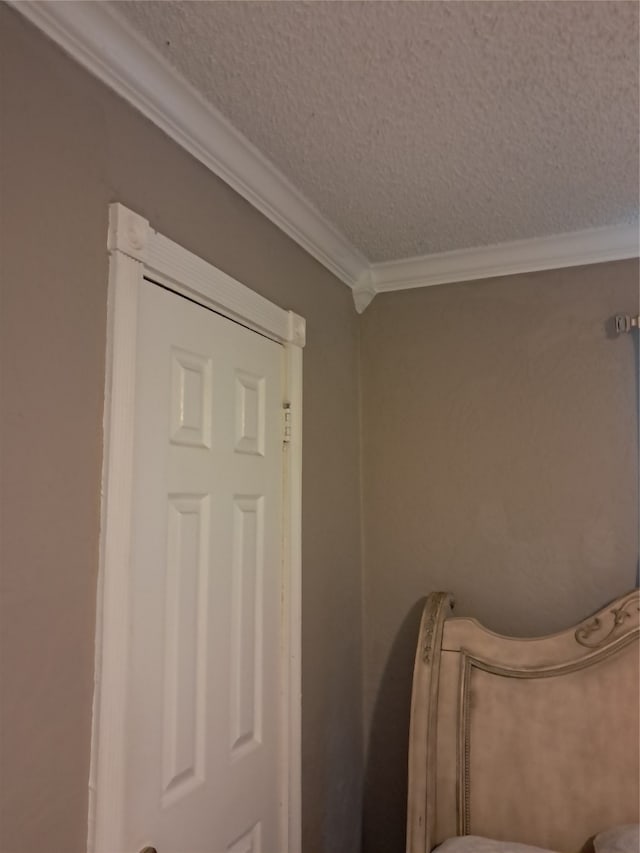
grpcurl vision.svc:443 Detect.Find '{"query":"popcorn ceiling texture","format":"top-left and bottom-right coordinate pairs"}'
top-left (115, 1), bottom-right (639, 263)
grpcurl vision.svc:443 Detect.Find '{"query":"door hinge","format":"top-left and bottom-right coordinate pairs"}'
top-left (283, 403), bottom-right (292, 444)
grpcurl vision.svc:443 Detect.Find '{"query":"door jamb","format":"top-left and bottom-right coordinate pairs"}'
top-left (88, 203), bottom-right (305, 853)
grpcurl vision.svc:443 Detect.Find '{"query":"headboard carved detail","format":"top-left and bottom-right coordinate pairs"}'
top-left (422, 592), bottom-right (452, 663)
top-left (575, 590), bottom-right (640, 649)
top-left (407, 592), bottom-right (454, 853)
top-left (406, 589), bottom-right (640, 853)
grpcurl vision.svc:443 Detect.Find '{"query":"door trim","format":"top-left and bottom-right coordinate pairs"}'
top-left (88, 203), bottom-right (305, 853)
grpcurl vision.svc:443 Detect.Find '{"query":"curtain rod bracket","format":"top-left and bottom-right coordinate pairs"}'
top-left (614, 314), bottom-right (639, 334)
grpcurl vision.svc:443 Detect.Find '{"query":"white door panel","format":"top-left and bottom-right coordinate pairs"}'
top-left (125, 280), bottom-right (284, 853)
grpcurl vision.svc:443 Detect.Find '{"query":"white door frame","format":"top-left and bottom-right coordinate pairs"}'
top-left (88, 203), bottom-right (304, 853)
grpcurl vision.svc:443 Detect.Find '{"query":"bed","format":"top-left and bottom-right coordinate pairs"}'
top-left (406, 589), bottom-right (640, 853)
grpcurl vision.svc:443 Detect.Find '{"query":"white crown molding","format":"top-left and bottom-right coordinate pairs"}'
top-left (352, 270), bottom-right (377, 315)
top-left (11, 0), bottom-right (368, 289)
top-left (11, 3), bottom-right (640, 314)
top-left (370, 223), bottom-right (640, 296)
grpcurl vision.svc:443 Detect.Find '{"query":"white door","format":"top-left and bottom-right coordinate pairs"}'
top-left (124, 278), bottom-right (285, 853)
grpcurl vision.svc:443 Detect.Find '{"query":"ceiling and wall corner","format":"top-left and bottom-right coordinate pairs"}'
top-left (10, 1), bottom-right (640, 312)
top-left (2, 7), bottom-right (638, 853)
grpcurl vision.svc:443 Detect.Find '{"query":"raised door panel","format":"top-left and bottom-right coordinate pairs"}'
top-left (162, 494), bottom-right (209, 808)
top-left (125, 280), bottom-right (284, 853)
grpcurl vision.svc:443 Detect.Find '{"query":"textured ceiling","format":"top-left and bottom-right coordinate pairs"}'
top-left (115, 1), bottom-right (639, 263)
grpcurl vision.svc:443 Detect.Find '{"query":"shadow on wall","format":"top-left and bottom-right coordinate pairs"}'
top-left (362, 599), bottom-right (426, 853)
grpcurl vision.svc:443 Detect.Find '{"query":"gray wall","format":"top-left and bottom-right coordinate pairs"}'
top-left (0, 8), bottom-right (362, 853)
top-left (360, 260), bottom-right (639, 853)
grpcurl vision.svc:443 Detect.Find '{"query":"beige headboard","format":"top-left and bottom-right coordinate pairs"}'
top-left (406, 590), bottom-right (640, 853)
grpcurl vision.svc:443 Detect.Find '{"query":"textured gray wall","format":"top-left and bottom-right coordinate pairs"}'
top-left (360, 261), bottom-right (639, 853)
top-left (0, 8), bottom-right (362, 853)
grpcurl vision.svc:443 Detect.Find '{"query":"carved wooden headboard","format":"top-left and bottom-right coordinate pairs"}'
top-left (406, 590), bottom-right (640, 853)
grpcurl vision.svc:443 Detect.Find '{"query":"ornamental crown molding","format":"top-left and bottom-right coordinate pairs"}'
top-left (12, 0), bottom-right (368, 290)
top-left (12, 2), bottom-right (640, 314)
top-left (369, 223), bottom-right (640, 298)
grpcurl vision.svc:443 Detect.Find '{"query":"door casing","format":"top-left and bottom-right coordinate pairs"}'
top-left (88, 203), bottom-right (304, 853)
